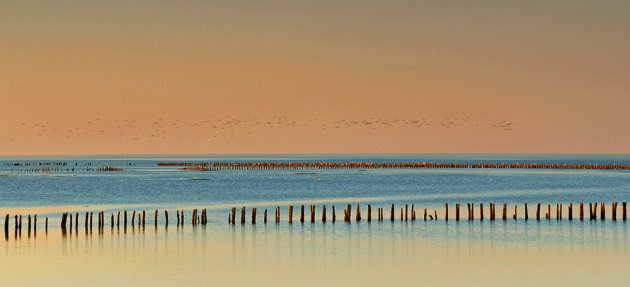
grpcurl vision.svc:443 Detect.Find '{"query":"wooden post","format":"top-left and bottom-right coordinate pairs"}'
top-left (467, 203), bottom-right (471, 221)
top-left (154, 210), bottom-right (158, 227)
top-left (4, 214), bottom-right (8, 235)
top-left (579, 203), bottom-right (584, 221)
top-left (601, 202), bottom-right (605, 221)
top-left (490, 203), bottom-right (495, 221)
top-left (111, 214), bottom-right (114, 228)
top-left (424, 208), bottom-right (427, 220)
top-left (524, 203), bottom-right (528, 220)
top-left (593, 203), bottom-right (598, 220)
top-left (241, 207), bottom-right (245, 224)
top-left (45, 217), bottom-right (48, 232)
top-left (252, 208), bottom-right (256, 224)
top-left (623, 202), bottom-right (627, 221)
top-left (404, 204), bottom-right (408, 221)
top-left (288, 206), bottom-right (293, 224)
top-left (264, 209), bottom-right (267, 224)
top-left (322, 205), bottom-right (326, 223)
top-left (612, 203), bottom-right (617, 221)
top-left (411, 204), bottom-right (415, 221)
top-left (568, 203), bottom-right (573, 220)
top-left (181, 210), bottom-right (184, 226)
top-left (165, 211), bottom-right (168, 226)
top-left (400, 208), bottom-right (403, 221)
top-left (445, 204), bottom-right (448, 221)
top-left (277, 206), bottom-right (281, 224)
top-left (332, 205), bottom-right (336, 222)
top-left (480, 203), bottom-right (484, 221)
top-left (367, 205), bottom-right (371, 222)
top-left (390, 204), bottom-right (394, 222)
top-left (230, 208), bottom-right (235, 225)
top-left (90, 212), bottom-right (93, 229)
top-left (300, 205), bottom-right (305, 223)
top-left (470, 203), bottom-right (474, 220)
top-left (455, 203), bottom-right (460, 221)
top-left (502, 203), bottom-right (507, 221)
top-left (546, 204), bottom-right (550, 220)
top-left (513, 205), bottom-right (517, 220)
top-left (356, 204), bottom-right (361, 222)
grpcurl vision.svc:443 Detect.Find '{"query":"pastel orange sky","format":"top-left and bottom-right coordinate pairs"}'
top-left (1, 1), bottom-right (629, 155)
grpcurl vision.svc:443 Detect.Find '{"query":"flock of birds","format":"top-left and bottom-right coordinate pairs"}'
top-left (6, 115), bottom-right (514, 142)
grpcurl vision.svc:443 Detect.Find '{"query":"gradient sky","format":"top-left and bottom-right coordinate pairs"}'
top-left (1, 1), bottom-right (629, 155)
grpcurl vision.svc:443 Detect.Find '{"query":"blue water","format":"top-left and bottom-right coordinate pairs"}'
top-left (1, 154), bottom-right (629, 210)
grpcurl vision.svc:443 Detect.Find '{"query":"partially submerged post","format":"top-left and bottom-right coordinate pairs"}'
top-left (455, 203), bottom-right (460, 221)
top-left (288, 206), bottom-right (293, 224)
top-left (445, 204), bottom-right (448, 221)
top-left (390, 204), bottom-right (395, 222)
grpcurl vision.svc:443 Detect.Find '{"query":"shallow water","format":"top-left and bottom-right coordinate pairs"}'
top-left (1, 154), bottom-right (629, 286)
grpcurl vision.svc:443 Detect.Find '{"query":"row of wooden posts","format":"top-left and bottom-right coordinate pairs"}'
top-left (4, 202), bottom-right (628, 238)
top-left (226, 202), bottom-right (628, 224)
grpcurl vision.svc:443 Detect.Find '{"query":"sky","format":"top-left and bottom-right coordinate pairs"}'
top-left (1, 1), bottom-right (629, 155)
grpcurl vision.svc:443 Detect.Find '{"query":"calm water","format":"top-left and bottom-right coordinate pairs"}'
top-left (1, 154), bottom-right (630, 286)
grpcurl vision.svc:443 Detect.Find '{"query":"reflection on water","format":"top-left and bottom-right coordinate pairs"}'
top-left (2, 220), bottom-right (629, 286)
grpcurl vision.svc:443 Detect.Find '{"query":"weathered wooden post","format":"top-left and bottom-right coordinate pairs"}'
top-left (480, 203), bottom-right (484, 221)
top-left (252, 208), bottom-right (256, 224)
top-left (502, 203), bottom-right (507, 221)
top-left (579, 203), bottom-right (584, 221)
top-left (154, 210), bottom-right (158, 227)
top-left (411, 205), bottom-right (415, 221)
top-left (367, 205), bottom-right (371, 222)
top-left (612, 203), bottom-right (617, 221)
top-left (264, 209), bottom-right (267, 224)
top-left (322, 205), bottom-right (326, 223)
top-left (89, 212), bottom-right (93, 229)
top-left (513, 205), bottom-right (517, 220)
top-left (546, 204), bottom-right (550, 220)
top-left (165, 211), bottom-right (168, 226)
top-left (445, 204), bottom-right (448, 221)
top-left (241, 207), bottom-right (246, 224)
top-left (623, 202), bottom-right (627, 221)
top-left (524, 203), bottom-right (528, 220)
top-left (288, 206), bottom-right (293, 224)
top-left (455, 203), bottom-right (460, 221)
top-left (230, 208), bottom-right (236, 225)
top-left (536, 203), bottom-right (540, 221)
top-left (300, 205), bottom-right (305, 223)
top-left (568, 203), bottom-right (573, 220)
top-left (390, 204), bottom-right (395, 222)
top-left (180, 210), bottom-right (184, 226)
top-left (277, 206), bottom-right (281, 224)
top-left (600, 202), bottom-right (605, 221)
top-left (4, 214), bottom-right (9, 236)
top-left (45, 217), bottom-right (48, 232)
top-left (467, 203), bottom-right (471, 221)
top-left (356, 204), bottom-right (361, 222)
top-left (404, 204), bottom-right (408, 221)
top-left (332, 205), bottom-right (336, 222)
